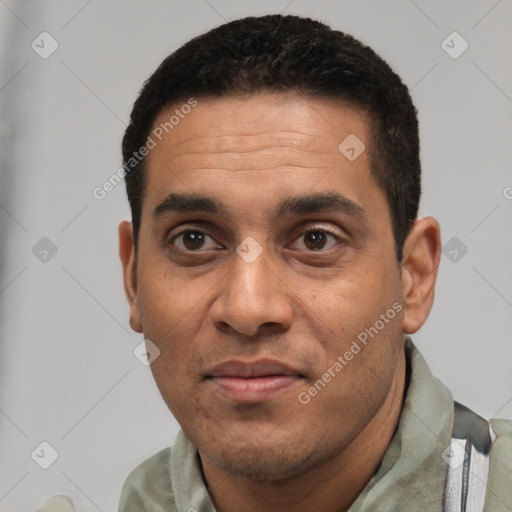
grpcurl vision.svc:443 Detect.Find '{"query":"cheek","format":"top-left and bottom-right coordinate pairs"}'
top-left (138, 271), bottom-right (203, 371)
top-left (303, 262), bottom-right (403, 367)
top-left (301, 294), bottom-right (403, 418)
top-left (306, 267), bottom-right (393, 328)
top-left (139, 267), bottom-right (197, 328)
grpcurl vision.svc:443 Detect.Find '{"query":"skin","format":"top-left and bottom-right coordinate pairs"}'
top-left (119, 92), bottom-right (441, 512)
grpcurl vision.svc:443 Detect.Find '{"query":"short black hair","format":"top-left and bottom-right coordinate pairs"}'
top-left (122, 14), bottom-right (420, 261)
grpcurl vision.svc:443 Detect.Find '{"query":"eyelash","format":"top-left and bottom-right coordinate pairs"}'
top-left (167, 226), bottom-right (344, 253)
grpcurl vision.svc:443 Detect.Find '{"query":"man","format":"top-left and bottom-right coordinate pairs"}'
top-left (117, 14), bottom-right (511, 512)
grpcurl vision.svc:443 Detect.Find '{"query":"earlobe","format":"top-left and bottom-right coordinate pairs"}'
top-left (119, 220), bottom-right (143, 333)
top-left (400, 217), bottom-right (442, 334)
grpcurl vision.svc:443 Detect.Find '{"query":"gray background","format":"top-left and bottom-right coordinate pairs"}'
top-left (0, 0), bottom-right (511, 510)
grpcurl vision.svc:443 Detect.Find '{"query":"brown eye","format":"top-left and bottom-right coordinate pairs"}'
top-left (293, 229), bottom-right (341, 251)
top-left (304, 231), bottom-right (328, 250)
top-left (169, 230), bottom-right (219, 252)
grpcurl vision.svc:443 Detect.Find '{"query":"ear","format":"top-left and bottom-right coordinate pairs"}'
top-left (400, 216), bottom-right (442, 334)
top-left (119, 220), bottom-right (143, 333)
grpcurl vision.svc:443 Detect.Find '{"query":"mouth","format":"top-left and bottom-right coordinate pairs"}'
top-left (205, 359), bottom-right (305, 404)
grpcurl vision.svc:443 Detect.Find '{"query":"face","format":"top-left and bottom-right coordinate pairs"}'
top-left (122, 92), bottom-right (410, 481)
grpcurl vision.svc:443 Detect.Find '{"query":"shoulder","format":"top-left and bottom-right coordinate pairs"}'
top-left (118, 447), bottom-right (175, 512)
top-left (486, 417), bottom-right (512, 508)
top-left (489, 416), bottom-right (512, 460)
top-left (452, 401), bottom-right (512, 458)
top-left (490, 417), bottom-right (512, 439)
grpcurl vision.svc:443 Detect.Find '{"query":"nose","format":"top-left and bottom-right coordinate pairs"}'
top-left (210, 244), bottom-right (294, 338)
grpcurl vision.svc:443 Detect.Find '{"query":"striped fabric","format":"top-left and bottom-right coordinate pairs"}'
top-left (444, 401), bottom-right (495, 512)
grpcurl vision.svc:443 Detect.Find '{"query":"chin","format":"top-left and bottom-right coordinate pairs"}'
top-left (197, 429), bottom-right (341, 484)
top-left (203, 449), bottom-right (313, 483)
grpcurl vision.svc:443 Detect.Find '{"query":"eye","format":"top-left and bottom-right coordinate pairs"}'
top-left (167, 226), bottom-right (343, 254)
top-left (168, 230), bottom-right (221, 252)
top-left (291, 228), bottom-right (342, 251)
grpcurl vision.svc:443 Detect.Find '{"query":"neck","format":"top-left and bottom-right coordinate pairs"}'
top-left (200, 353), bottom-right (407, 512)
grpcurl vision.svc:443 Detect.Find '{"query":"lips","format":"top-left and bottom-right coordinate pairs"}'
top-left (205, 359), bottom-right (304, 403)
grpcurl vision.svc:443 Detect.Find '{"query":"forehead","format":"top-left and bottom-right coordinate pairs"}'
top-left (148, 92), bottom-right (369, 157)
top-left (142, 93), bottom-right (386, 225)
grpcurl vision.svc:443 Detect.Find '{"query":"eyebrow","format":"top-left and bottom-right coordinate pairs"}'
top-left (152, 192), bottom-right (368, 223)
